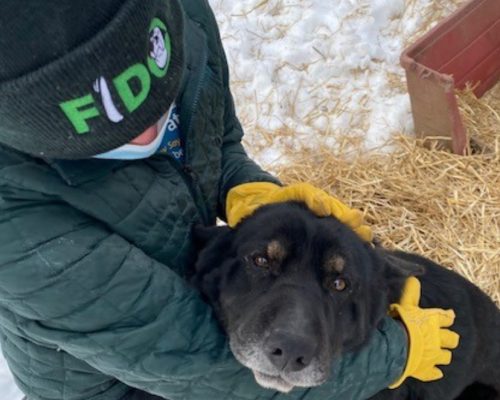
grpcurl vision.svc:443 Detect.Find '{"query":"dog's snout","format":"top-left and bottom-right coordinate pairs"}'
top-left (265, 332), bottom-right (316, 372)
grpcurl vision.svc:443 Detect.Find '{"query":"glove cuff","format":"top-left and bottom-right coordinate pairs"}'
top-left (388, 304), bottom-right (423, 388)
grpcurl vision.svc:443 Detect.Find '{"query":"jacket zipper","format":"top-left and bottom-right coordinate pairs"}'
top-left (174, 28), bottom-right (210, 225)
top-left (161, 21), bottom-right (210, 224)
top-left (182, 46), bottom-right (208, 164)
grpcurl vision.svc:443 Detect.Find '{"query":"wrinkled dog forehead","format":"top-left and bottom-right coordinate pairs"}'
top-left (251, 237), bottom-right (348, 276)
top-left (235, 202), bottom-right (355, 244)
top-left (234, 206), bottom-right (349, 259)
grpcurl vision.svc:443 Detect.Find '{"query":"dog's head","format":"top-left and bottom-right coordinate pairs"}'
top-left (192, 202), bottom-right (420, 392)
top-left (149, 26), bottom-right (167, 68)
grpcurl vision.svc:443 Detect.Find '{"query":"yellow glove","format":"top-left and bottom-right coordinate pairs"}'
top-left (389, 277), bottom-right (460, 388)
top-left (226, 182), bottom-right (372, 241)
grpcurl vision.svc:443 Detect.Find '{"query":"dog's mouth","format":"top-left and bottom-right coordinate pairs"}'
top-left (231, 339), bottom-right (330, 393)
top-left (251, 368), bottom-right (329, 393)
top-left (229, 322), bottom-right (332, 392)
top-left (252, 371), bottom-right (295, 393)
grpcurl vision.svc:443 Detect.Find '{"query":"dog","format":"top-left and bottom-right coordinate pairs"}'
top-left (149, 26), bottom-right (168, 69)
top-left (191, 202), bottom-right (500, 399)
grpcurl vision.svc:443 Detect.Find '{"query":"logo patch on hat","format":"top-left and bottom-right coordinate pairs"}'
top-left (148, 18), bottom-right (171, 78)
top-left (59, 17), bottom-right (172, 135)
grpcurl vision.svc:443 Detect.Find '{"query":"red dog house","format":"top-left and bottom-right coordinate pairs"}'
top-left (401, 0), bottom-right (500, 154)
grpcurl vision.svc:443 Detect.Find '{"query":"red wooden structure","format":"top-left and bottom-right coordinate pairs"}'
top-left (401, 0), bottom-right (500, 154)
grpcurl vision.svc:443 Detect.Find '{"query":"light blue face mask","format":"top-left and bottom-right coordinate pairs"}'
top-left (92, 105), bottom-right (172, 160)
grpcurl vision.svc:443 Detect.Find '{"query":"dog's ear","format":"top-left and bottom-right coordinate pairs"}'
top-left (380, 250), bottom-right (424, 276)
top-left (374, 248), bottom-right (425, 303)
top-left (190, 225), bottom-right (237, 316)
top-left (192, 224), bottom-right (231, 250)
top-left (190, 224), bottom-right (233, 284)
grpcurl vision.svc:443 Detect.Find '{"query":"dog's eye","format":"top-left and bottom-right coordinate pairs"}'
top-left (252, 255), bottom-right (269, 268)
top-left (333, 277), bottom-right (347, 291)
top-left (324, 276), bottom-right (350, 294)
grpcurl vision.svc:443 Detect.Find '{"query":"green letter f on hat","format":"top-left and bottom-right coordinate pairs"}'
top-left (60, 95), bottom-right (101, 134)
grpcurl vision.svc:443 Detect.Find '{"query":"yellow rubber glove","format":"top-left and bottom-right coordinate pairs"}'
top-left (388, 277), bottom-right (460, 388)
top-left (226, 182), bottom-right (373, 242)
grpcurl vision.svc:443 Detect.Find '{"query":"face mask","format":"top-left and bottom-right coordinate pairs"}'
top-left (93, 105), bottom-right (172, 160)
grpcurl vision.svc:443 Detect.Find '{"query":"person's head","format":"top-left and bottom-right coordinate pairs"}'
top-left (0, 0), bottom-right (184, 159)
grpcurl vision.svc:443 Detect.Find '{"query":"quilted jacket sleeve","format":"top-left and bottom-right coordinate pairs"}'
top-left (0, 190), bottom-right (407, 400)
top-left (211, 17), bottom-right (281, 216)
top-left (217, 64), bottom-right (281, 207)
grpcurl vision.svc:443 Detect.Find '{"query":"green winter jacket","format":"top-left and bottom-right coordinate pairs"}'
top-left (0, 0), bottom-right (407, 399)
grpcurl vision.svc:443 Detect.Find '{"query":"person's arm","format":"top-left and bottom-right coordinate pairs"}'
top-left (0, 192), bottom-right (261, 399)
top-left (217, 61), bottom-right (281, 218)
top-left (210, 16), bottom-right (281, 219)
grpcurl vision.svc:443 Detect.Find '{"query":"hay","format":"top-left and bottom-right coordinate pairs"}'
top-left (459, 84), bottom-right (500, 155)
top-left (271, 85), bottom-right (500, 306)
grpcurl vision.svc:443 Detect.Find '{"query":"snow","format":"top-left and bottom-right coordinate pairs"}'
top-left (0, 0), bottom-right (462, 397)
top-left (208, 0), bottom-right (461, 167)
top-left (0, 345), bottom-right (23, 400)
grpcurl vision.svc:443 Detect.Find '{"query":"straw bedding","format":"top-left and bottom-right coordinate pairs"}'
top-left (269, 84), bottom-right (500, 306)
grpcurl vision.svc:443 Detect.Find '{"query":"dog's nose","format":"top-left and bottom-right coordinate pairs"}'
top-left (265, 331), bottom-right (316, 372)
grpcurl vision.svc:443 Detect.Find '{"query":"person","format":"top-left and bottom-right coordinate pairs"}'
top-left (0, 1), bottom-right (459, 399)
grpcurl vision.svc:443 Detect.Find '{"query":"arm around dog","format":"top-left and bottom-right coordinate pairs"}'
top-left (0, 196), bottom-right (276, 399)
top-left (216, 47), bottom-right (282, 217)
top-left (205, 1), bottom-right (282, 216)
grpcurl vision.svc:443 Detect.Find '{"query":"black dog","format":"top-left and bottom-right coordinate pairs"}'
top-left (192, 202), bottom-right (500, 399)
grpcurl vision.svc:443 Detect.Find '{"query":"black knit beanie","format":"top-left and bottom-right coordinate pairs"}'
top-left (0, 0), bottom-right (184, 159)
